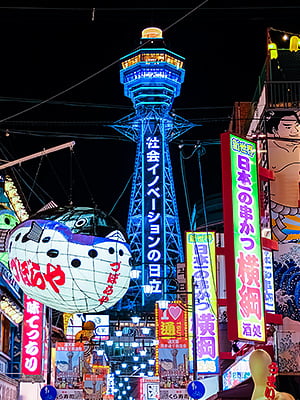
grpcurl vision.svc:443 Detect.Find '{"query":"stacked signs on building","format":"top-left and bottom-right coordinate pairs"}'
top-left (21, 295), bottom-right (45, 375)
top-left (221, 132), bottom-right (265, 342)
top-left (156, 301), bottom-right (189, 400)
top-left (185, 231), bottom-right (219, 375)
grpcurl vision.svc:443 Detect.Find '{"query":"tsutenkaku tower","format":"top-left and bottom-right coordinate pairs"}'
top-left (111, 27), bottom-right (194, 310)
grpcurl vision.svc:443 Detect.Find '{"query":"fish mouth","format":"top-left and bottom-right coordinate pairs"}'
top-left (21, 221), bottom-right (43, 243)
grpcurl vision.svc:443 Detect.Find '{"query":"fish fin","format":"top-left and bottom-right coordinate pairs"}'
top-left (106, 230), bottom-right (126, 242)
top-left (23, 221), bottom-right (43, 243)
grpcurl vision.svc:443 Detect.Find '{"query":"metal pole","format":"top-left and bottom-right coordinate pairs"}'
top-left (47, 307), bottom-right (53, 385)
top-left (192, 276), bottom-right (197, 381)
top-left (0, 141), bottom-right (75, 170)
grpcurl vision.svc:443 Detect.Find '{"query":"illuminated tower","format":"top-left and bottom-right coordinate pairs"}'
top-left (111, 28), bottom-right (194, 310)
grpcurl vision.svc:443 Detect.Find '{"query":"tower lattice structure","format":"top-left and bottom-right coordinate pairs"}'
top-left (111, 28), bottom-right (194, 311)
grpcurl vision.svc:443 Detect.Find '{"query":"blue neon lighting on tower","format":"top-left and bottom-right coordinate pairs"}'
top-left (111, 27), bottom-right (194, 310)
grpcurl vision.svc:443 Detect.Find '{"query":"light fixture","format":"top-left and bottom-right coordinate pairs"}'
top-left (122, 391), bottom-right (126, 395)
top-left (119, 383), bottom-right (124, 387)
top-left (115, 330), bottom-right (122, 337)
top-left (121, 363), bottom-right (127, 368)
top-left (157, 299), bottom-right (169, 310)
top-left (130, 269), bottom-right (141, 279)
top-left (124, 378), bottom-right (129, 382)
top-left (140, 363), bottom-right (146, 369)
top-left (133, 356), bottom-right (139, 361)
top-left (139, 350), bottom-right (147, 356)
top-left (141, 327), bottom-right (150, 335)
top-left (131, 316), bottom-right (140, 324)
top-left (118, 396), bottom-right (122, 399)
top-left (133, 365), bottom-right (139, 371)
top-left (115, 369), bottom-right (121, 375)
top-left (148, 359), bottom-right (155, 366)
top-left (106, 340), bottom-right (114, 346)
top-left (148, 371), bottom-right (154, 376)
top-left (131, 342), bottom-right (139, 348)
top-left (97, 349), bottom-right (104, 356)
top-left (143, 284), bottom-right (152, 294)
top-left (126, 385), bottom-right (131, 390)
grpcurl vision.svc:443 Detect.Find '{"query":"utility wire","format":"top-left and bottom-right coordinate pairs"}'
top-left (0, 0), bottom-right (210, 124)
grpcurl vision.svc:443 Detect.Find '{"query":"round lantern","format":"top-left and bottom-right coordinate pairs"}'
top-left (7, 206), bottom-right (132, 313)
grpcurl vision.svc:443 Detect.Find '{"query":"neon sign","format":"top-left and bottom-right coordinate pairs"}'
top-left (21, 295), bottom-right (45, 375)
top-left (186, 231), bottom-right (219, 374)
top-left (221, 132), bottom-right (265, 342)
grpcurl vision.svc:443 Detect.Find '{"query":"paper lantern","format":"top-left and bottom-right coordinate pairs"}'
top-left (7, 206), bottom-right (132, 313)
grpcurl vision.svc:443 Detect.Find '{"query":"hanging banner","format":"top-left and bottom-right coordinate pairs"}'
top-left (156, 301), bottom-right (188, 349)
top-left (221, 132), bottom-right (265, 342)
top-left (263, 250), bottom-right (275, 313)
top-left (21, 295), bottom-right (45, 375)
top-left (155, 301), bottom-right (189, 391)
top-left (186, 231), bottom-right (219, 374)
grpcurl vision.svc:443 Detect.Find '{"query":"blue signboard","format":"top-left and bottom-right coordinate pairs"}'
top-left (187, 380), bottom-right (205, 399)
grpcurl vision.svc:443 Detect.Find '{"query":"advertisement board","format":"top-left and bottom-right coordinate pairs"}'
top-left (221, 132), bottom-right (265, 342)
top-left (186, 231), bottom-right (219, 374)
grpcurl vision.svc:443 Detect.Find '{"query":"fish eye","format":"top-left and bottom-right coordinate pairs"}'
top-left (71, 259), bottom-right (81, 268)
top-left (119, 249), bottom-right (124, 256)
top-left (15, 233), bottom-right (21, 241)
top-left (21, 235), bottom-right (29, 243)
top-left (88, 249), bottom-right (98, 258)
top-left (47, 249), bottom-right (59, 258)
top-left (42, 237), bottom-right (51, 243)
top-left (108, 247), bottom-right (115, 254)
top-left (75, 218), bottom-right (87, 228)
top-left (4, 217), bottom-right (11, 225)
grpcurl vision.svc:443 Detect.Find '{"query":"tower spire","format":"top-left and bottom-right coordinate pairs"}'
top-left (110, 28), bottom-right (194, 310)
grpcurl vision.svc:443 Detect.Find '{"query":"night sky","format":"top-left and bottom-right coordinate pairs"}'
top-left (0, 3), bottom-right (299, 230)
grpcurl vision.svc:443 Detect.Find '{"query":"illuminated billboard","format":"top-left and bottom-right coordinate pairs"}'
top-left (186, 231), bottom-right (219, 374)
top-left (21, 295), bottom-right (45, 375)
top-left (221, 132), bottom-right (265, 342)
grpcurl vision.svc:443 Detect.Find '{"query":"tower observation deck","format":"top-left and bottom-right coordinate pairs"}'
top-left (111, 28), bottom-right (194, 311)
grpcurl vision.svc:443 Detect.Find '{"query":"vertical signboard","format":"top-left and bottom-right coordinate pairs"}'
top-left (263, 250), bottom-right (275, 313)
top-left (21, 295), bottom-right (45, 375)
top-left (55, 342), bottom-right (84, 393)
top-left (144, 129), bottom-right (164, 303)
top-left (186, 231), bottom-right (219, 374)
top-left (221, 132), bottom-right (265, 342)
top-left (155, 302), bottom-right (189, 393)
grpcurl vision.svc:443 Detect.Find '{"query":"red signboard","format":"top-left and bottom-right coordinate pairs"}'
top-left (156, 301), bottom-right (188, 348)
top-left (21, 295), bottom-right (45, 375)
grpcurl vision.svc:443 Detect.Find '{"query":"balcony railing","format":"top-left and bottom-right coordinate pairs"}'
top-left (265, 81), bottom-right (300, 108)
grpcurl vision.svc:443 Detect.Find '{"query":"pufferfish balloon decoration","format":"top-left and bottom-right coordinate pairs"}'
top-left (6, 206), bottom-right (133, 313)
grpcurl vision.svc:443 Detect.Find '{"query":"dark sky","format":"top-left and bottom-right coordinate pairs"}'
top-left (0, 3), bottom-right (299, 229)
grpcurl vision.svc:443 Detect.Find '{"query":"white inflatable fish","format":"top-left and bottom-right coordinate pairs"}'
top-left (6, 207), bottom-right (132, 313)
